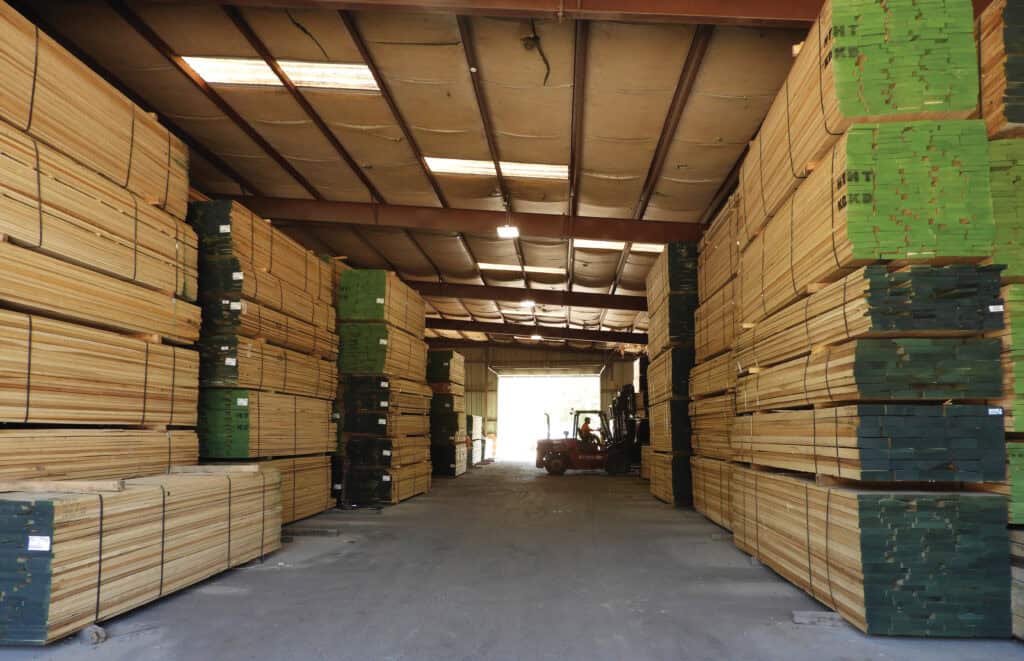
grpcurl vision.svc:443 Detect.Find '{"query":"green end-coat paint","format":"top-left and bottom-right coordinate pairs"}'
top-left (0, 499), bottom-right (55, 645)
top-left (337, 270), bottom-right (389, 322)
top-left (198, 388), bottom-right (254, 458)
top-left (990, 140), bottom-right (1024, 280)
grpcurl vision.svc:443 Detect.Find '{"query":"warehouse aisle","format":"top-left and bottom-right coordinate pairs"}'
top-left (12, 464), bottom-right (1021, 661)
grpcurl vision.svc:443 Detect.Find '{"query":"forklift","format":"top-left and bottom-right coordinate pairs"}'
top-left (535, 401), bottom-right (633, 476)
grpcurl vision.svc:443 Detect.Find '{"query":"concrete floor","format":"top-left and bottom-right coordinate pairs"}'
top-left (7, 462), bottom-right (1022, 660)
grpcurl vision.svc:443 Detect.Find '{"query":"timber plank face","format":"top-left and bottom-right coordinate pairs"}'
top-left (338, 270), bottom-right (426, 339)
top-left (691, 456), bottom-right (732, 530)
top-left (199, 336), bottom-right (336, 400)
top-left (0, 468), bottom-right (282, 645)
top-left (989, 140), bottom-right (1024, 281)
top-left (265, 455), bottom-right (333, 524)
top-left (198, 389), bottom-right (335, 459)
top-left (730, 465), bottom-right (1010, 637)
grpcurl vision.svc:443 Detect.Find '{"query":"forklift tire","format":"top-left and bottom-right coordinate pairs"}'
top-left (605, 449), bottom-right (630, 476)
top-left (544, 453), bottom-right (568, 476)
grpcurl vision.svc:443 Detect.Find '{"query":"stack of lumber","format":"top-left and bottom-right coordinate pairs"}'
top-left (429, 350), bottom-right (468, 477)
top-left (735, 265), bottom-right (1004, 373)
top-left (467, 413), bottom-right (483, 466)
top-left (1013, 529), bottom-right (1024, 638)
top-left (738, 0), bottom-right (979, 240)
top-left (736, 337), bottom-right (1001, 412)
top-left (337, 270), bottom-right (431, 505)
top-left (729, 465), bottom-right (1010, 637)
top-left (989, 140), bottom-right (1024, 280)
top-left (0, 466), bottom-right (282, 645)
top-left (732, 405), bottom-right (1005, 482)
top-left (191, 198), bottom-right (337, 522)
top-left (0, 308), bottom-right (198, 426)
top-left (695, 280), bottom-right (737, 362)
top-left (688, 394), bottom-right (734, 461)
top-left (640, 445), bottom-right (652, 480)
top-left (645, 244), bottom-right (698, 506)
top-left (483, 434), bottom-right (497, 462)
top-left (0, 2), bottom-right (189, 219)
top-left (199, 337), bottom-right (336, 400)
top-left (690, 456), bottom-right (732, 530)
top-left (0, 429), bottom-right (197, 480)
top-left (198, 389), bottom-right (335, 459)
top-left (739, 120), bottom-right (995, 327)
top-left (0, 121), bottom-right (197, 300)
top-left (264, 455), bottom-right (332, 524)
top-left (979, 0), bottom-right (1024, 139)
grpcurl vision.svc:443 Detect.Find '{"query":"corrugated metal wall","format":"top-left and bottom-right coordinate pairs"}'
top-left (455, 346), bottom-right (637, 436)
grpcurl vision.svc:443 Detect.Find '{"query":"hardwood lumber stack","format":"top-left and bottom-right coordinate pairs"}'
top-left (640, 445), bottom-right (652, 480)
top-left (691, 456), bottom-right (732, 531)
top-left (739, 0), bottom-right (980, 240)
top-left (729, 465), bottom-right (1010, 637)
top-left (0, 429), bottom-right (197, 480)
top-left (648, 400), bottom-right (690, 455)
top-left (265, 455), bottom-right (333, 524)
top-left (427, 350), bottom-right (465, 388)
top-left (338, 270), bottom-right (425, 338)
top-left (735, 265), bottom-right (1004, 372)
top-left (732, 405), bottom-right (1005, 481)
top-left (339, 376), bottom-right (432, 415)
top-left (989, 285), bottom-right (1024, 431)
top-left (694, 280), bottom-right (737, 363)
top-left (647, 347), bottom-right (693, 405)
top-left (0, 466), bottom-right (282, 645)
top-left (430, 351), bottom-right (467, 478)
top-left (649, 452), bottom-right (691, 507)
top-left (979, 0), bottom-right (1024, 139)
top-left (736, 337), bottom-right (1002, 413)
top-left (198, 389), bottom-right (335, 459)
top-left (688, 394), bottom-right (734, 461)
top-left (1013, 528), bottom-right (1024, 638)
top-left (697, 193), bottom-right (740, 304)
top-left (989, 139), bottom-right (1024, 281)
top-left (0, 308), bottom-right (198, 426)
top-left (0, 1), bottom-right (189, 219)
top-left (202, 298), bottom-right (337, 361)
top-left (689, 351), bottom-right (735, 400)
top-left (0, 239), bottom-right (200, 345)
top-left (188, 200), bottom-right (333, 304)
top-left (0, 121), bottom-right (197, 301)
top-left (739, 121), bottom-right (995, 327)
top-left (199, 336), bottom-right (336, 400)
top-left (431, 444), bottom-right (468, 478)
top-left (337, 323), bottom-right (426, 379)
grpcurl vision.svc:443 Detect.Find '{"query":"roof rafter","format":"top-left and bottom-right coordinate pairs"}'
top-left (426, 318), bottom-right (646, 345)
top-left (412, 282), bottom-right (647, 311)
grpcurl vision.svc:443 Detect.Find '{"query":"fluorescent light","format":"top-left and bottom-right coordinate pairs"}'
top-left (631, 243), bottom-right (665, 254)
top-left (497, 225), bottom-right (520, 239)
top-left (573, 239), bottom-right (625, 251)
top-left (425, 157), bottom-right (568, 180)
top-left (478, 262), bottom-right (566, 275)
top-left (521, 300), bottom-right (536, 308)
top-left (530, 334), bottom-right (543, 340)
top-left (183, 56), bottom-right (378, 91)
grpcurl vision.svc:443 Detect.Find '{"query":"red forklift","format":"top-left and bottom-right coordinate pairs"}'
top-left (535, 409), bottom-right (631, 476)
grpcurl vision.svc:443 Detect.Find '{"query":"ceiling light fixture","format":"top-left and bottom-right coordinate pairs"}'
top-left (573, 239), bottom-right (625, 251)
top-left (530, 334), bottom-right (543, 341)
top-left (425, 157), bottom-right (568, 180)
top-left (478, 263), bottom-right (566, 275)
top-left (183, 56), bottom-right (379, 91)
top-left (631, 243), bottom-right (666, 254)
top-left (521, 300), bottom-right (536, 308)
top-left (496, 224), bottom-right (520, 239)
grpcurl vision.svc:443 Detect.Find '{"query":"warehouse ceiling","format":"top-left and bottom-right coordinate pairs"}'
top-left (25, 1), bottom-right (802, 350)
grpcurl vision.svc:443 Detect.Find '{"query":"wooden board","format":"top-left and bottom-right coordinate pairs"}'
top-left (728, 464), bottom-right (1010, 637)
top-left (189, 200), bottom-right (333, 305)
top-left (388, 460), bottom-right (432, 504)
top-left (645, 242), bottom-right (698, 319)
top-left (343, 434), bottom-right (431, 468)
top-left (738, 0), bottom-right (979, 243)
top-left (731, 404), bottom-right (1005, 482)
top-left (427, 349), bottom-right (465, 385)
top-left (649, 399), bottom-right (691, 454)
top-left (0, 429), bottom-right (197, 480)
top-left (1012, 528), bottom-right (1024, 639)
top-left (338, 270), bottom-right (426, 339)
top-left (339, 375), bottom-right (432, 414)
top-left (689, 393), bottom-right (735, 461)
top-left (337, 323), bottom-right (427, 381)
top-left (203, 298), bottom-right (337, 361)
top-left (988, 139), bottom-right (1024, 282)
top-left (735, 265), bottom-right (1003, 373)
top-left (649, 451), bottom-right (691, 507)
top-left (689, 351), bottom-right (736, 400)
top-left (264, 455), bottom-right (332, 524)
top-left (736, 338), bottom-right (1002, 413)
top-left (198, 389), bottom-right (335, 459)
top-left (640, 445), bottom-right (652, 480)
top-left (979, 0), bottom-right (1024, 139)
top-left (199, 336), bottom-right (336, 400)
top-left (0, 121), bottom-right (197, 301)
top-left (646, 293), bottom-right (697, 361)
top-left (0, 467), bottom-right (282, 645)
top-left (647, 346), bottom-right (694, 405)
top-left (0, 238), bottom-right (200, 344)
top-left (0, 2), bottom-right (189, 219)
top-left (431, 444), bottom-right (468, 477)
top-left (695, 279), bottom-right (737, 362)
top-left (346, 409), bottom-right (430, 438)
top-left (691, 456), bottom-right (732, 530)
top-left (0, 308), bottom-right (198, 426)
top-left (698, 192), bottom-right (740, 303)
top-left (738, 122), bottom-right (994, 327)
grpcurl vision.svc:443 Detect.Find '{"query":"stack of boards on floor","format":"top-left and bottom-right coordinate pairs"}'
top-left (679, 0), bottom-right (1015, 639)
top-left (644, 244), bottom-right (698, 505)
top-left (190, 200), bottom-right (336, 525)
top-left (0, 2), bottom-right (282, 645)
top-left (429, 350), bottom-right (468, 477)
top-left (979, 0), bottom-right (1024, 636)
top-left (467, 414), bottom-right (484, 467)
top-left (336, 270), bottom-right (432, 505)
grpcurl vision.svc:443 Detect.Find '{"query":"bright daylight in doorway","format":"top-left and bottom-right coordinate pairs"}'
top-left (496, 374), bottom-right (600, 462)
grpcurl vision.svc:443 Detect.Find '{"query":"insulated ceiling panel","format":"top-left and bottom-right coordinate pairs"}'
top-left (408, 232), bottom-right (484, 285)
top-left (354, 11), bottom-right (498, 210)
top-left (645, 26), bottom-right (800, 221)
top-left (310, 226), bottom-right (393, 269)
top-left (238, 7), bottom-right (439, 207)
top-left (577, 22), bottom-right (695, 219)
top-left (357, 227), bottom-right (440, 280)
top-left (571, 247), bottom-right (619, 293)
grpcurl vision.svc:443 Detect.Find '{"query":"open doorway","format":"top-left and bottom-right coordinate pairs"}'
top-left (496, 374), bottom-right (601, 462)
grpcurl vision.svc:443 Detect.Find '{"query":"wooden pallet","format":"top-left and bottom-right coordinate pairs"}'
top-left (0, 308), bottom-right (198, 425)
top-left (0, 2), bottom-right (189, 219)
top-left (0, 466), bottom-right (282, 645)
top-left (729, 464), bottom-right (1010, 637)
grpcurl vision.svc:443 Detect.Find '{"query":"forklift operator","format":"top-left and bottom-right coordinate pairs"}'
top-left (579, 417), bottom-right (599, 450)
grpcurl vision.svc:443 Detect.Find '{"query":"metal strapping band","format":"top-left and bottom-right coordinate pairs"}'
top-left (33, 139), bottom-right (42, 247)
top-left (94, 494), bottom-right (105, 621)
top-left (789, 201), bottom-right (799, 298)
top-left (822, 346), bottom-right (835, 406)
top-left (158, 485), bottom-right (167, 596)
top-left (24, 28), bottom-right (39, 133)
top-left (816, 18), bottom-right (842, 137)
top-left (23, 316), bottom-right (33, 423)
top-left (833, 408), bottom-right (841, 477)
top-left (225, 475), bottom-right (233, 567)
top-left (824, 488), bottom-right (837, 608)
top-left (162, 131), bottom-right (172, 208)
top-left (803, 484), bottom-right (813, 595)
top-left (258, 471), bottom-right (267, 561)
top-left (811, 408), bottom-right (819, 475)
top-left (784, 79), bottom-right (805, 180)
top-left (125, 108), bottom-right (136, 188)
top-left (169, 348), bottom-right (177, 425)
top-left (841, 277), bottom-right (852, 340)
top-left (140, 342), bottom-right (151, 425)
top-left (132, 196), bottom-right (139, 281)
top-left (829, 145), bottom-right (841, 272)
